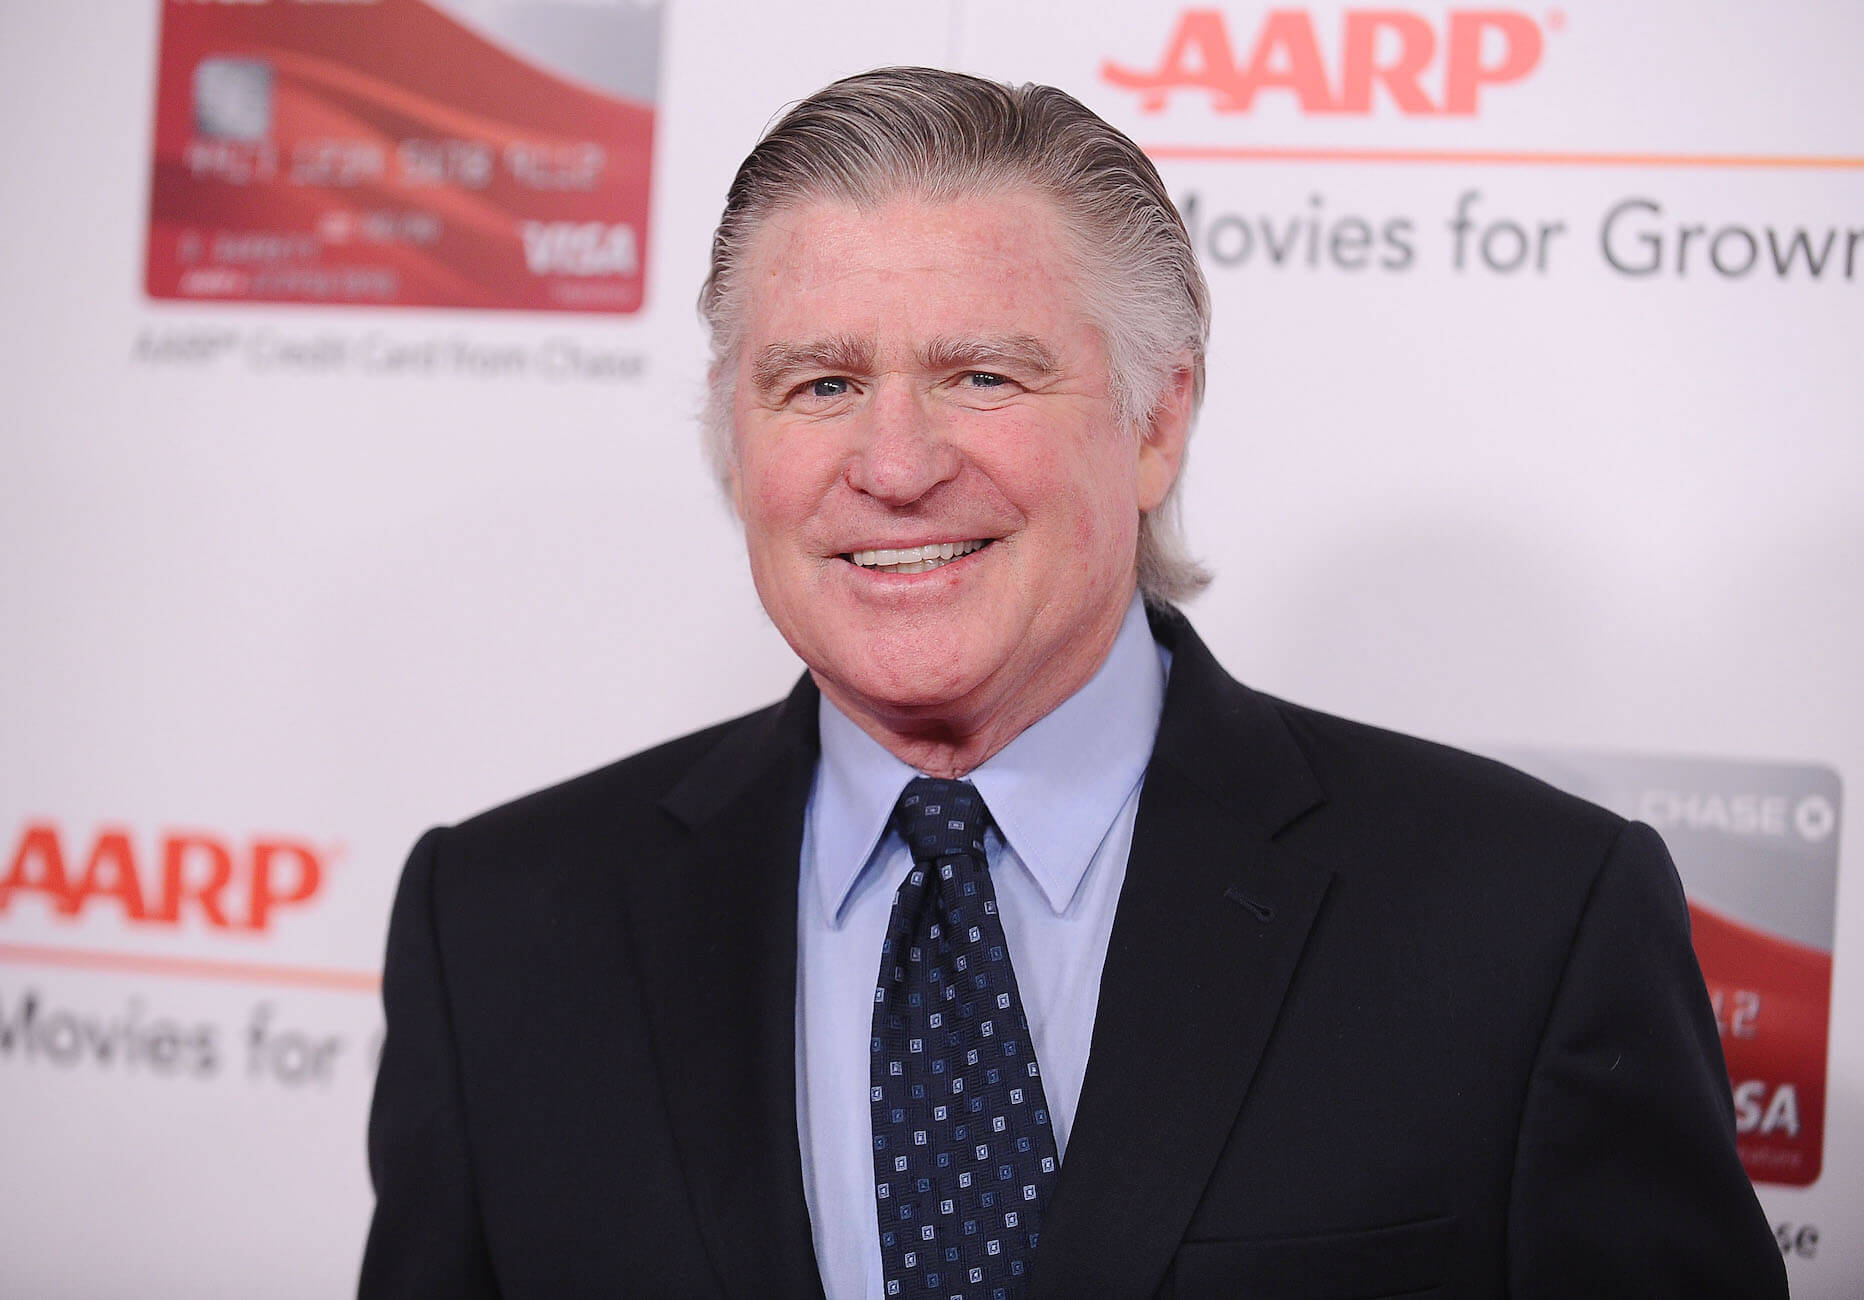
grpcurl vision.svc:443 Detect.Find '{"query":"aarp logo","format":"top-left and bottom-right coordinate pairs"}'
top-left (1104, 9), bottom-right (1551, 116)
top-left (2, 821), bottom-right (335, 933)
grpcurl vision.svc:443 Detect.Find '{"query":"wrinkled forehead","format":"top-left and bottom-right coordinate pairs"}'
top-left (731, 188), bottom-right (1100, 363)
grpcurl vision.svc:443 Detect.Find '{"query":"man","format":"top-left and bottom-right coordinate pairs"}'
top-left (362, 68), bottom-right (1784, 1299)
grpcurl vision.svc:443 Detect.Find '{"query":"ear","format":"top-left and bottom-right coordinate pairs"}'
top-left (711, 361), bottom-right (747, 521)
top-left (1134, 360), bottom-right (1196, 514)
top-left (727, 461), bottom-right (745, 520)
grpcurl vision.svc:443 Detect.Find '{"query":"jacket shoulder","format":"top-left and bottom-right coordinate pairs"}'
top-left (1285, 698), bottom-right (1618, 828)
top-left (1259, 694), bottom-right (1634, 904)
top-left (445, 695), bottom-right (799, 853)
top-left (1150, 604), bottom-right (1623, 856)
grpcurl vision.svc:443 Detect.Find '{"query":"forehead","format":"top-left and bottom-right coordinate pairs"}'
top-left (736, 189), bottom-right (1089, 346)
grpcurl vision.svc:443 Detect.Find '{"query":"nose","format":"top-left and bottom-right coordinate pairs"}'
top-left (844, 377), bottom-right (959, 506)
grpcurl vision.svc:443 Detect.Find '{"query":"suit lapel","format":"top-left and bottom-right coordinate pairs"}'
top-left (615, 615), bottom-right (1330, 1298)
top-left (1031, 613), bottom-right (1334, 1299)
top-left (623, 679), bottom-right (827, 1300)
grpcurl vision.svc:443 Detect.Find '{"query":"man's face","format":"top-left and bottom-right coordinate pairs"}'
top-left (728, 189), bottom-right (1185, 751)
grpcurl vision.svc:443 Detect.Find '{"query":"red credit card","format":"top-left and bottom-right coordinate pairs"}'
top-left (146, 0), bottom-right (657, 313)
top-left (1692, 900), bottom-right (1831, 1186)
top-left (1491, 748), bottom-right (1841, 1188)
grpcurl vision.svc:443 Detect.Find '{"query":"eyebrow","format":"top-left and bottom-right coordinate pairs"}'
top-left (751, 336), bottom-right (875, 395)
top-left (749, 332), bottom-right (1063, 395)
top-left (919, 334), bottom-right (1060, 378)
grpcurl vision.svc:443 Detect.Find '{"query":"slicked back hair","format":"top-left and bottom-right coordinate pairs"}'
top-left (700, 66), bottom-right (1212, 604)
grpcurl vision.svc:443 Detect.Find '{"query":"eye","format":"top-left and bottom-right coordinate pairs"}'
top-left (808, 376), bottom-right (851, 398)
top-left (965, 372), bottom-right (1007, 388)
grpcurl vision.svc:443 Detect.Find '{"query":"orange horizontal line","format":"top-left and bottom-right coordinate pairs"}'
top-left (0, 942), bottom-right (380, 993)
top-left (1143, 144), bottom-right (1864, 169)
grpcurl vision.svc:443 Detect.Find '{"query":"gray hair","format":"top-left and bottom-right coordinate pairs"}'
top-left (699, 66), bottom-right (1212, 605)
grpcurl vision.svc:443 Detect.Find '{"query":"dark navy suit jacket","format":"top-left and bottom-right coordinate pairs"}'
top-left (361, 609), bottom-right (1784, 1298)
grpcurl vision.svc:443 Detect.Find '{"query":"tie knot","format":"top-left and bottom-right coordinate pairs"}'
top-left (892, 776), bottom-right (991, 866)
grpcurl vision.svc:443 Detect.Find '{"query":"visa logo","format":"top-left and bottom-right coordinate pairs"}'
top-left (520, 221), bottom-right (639, 276)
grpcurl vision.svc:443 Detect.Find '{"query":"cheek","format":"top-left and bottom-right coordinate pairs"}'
top-left (1071, 493), bottom-right (1139, 566)
top-left (737, 431), bottom-right (835, 534)
top-left (982, 421), bottom-right (1139, 554)
top-left (739, 468), bottom-right (793, 532)
top-left (1066, 442), bottom-right (1143, 552)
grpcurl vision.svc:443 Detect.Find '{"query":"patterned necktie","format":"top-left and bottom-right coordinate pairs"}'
top-left (870, 777), bottom-right (1060, 1299)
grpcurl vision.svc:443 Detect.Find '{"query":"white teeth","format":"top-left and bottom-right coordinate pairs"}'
top-left (847, 539), bottom-right (988, 573)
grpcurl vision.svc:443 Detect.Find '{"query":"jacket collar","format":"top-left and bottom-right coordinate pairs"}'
top-left (1029, 605), bottom-right (1334, 1298)
top-left (628, 675), bottom-right (826, 1300)
top-left (637, 609), bottom-right (1333, 1299)
top-left (806, 592), bottom-right (1169, 923)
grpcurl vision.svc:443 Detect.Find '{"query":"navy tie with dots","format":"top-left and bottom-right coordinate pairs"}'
top-left (870, 777), bottom-right (1059, 1299)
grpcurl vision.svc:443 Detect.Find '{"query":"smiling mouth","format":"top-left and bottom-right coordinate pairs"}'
top-left (841, 539), bottom-right (992, 575)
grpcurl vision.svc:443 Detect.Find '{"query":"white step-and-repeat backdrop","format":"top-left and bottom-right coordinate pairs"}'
top-left (3, 2), bottom-right (1857, 1295)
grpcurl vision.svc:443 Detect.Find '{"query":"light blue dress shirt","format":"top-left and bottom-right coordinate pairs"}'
top-left (795, 593), bottom-right (1169, 1299)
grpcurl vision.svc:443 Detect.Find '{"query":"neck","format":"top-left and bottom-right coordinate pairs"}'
top-left (813, 600), bottom-right (1131, 779)
top-left (817, 690), bottom-right (1074, 779)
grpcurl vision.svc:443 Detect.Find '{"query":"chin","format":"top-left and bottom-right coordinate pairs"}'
top-left (820, 636), bottom-right (996, 720)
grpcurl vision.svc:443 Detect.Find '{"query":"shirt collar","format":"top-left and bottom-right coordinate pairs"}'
top-left (810, 593), bottom-right (1167, 923)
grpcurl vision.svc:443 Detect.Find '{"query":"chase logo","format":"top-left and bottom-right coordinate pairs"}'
top-left (1638, 790), bottom-right (1840, 844)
